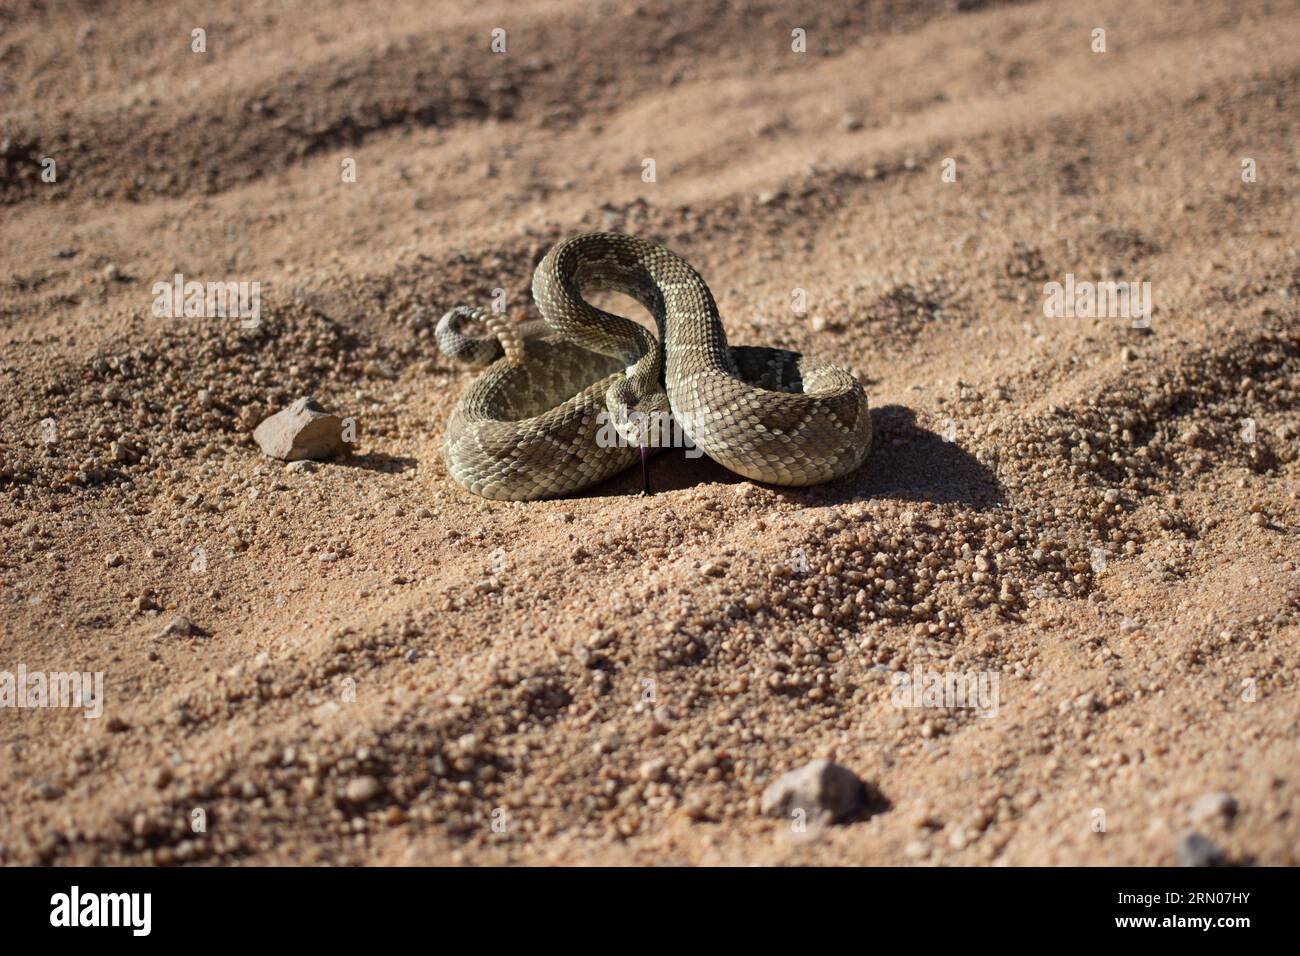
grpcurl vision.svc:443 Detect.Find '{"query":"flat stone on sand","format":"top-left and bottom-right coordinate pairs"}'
top-left (761, 759), bottom-right (867, 825)
top-left (253, 397), bottom-right (345, 461)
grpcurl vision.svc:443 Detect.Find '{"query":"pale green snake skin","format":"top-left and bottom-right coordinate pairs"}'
top-left (436, 233), bottom-right (872, 500)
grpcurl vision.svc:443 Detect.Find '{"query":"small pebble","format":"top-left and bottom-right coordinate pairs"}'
top-left (253, 397), bottom-right (346, 461)
top-left (158, 616), bottom-right (194, 638)
top-left (1189, 791), bottom-right (1238, 825)
top-left (344, 776), bottom-right (383, 804)
top-left (1176, 832), bottom-right (1227, 867)
top-left (760, 759), bottom-right (868, 824)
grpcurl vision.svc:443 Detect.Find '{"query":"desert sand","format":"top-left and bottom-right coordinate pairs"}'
top-left (0, 0), bottom-right (1297, 865)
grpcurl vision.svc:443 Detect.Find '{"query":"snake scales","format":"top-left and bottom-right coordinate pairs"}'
top-left (435, 233), bottom-right (871, 501)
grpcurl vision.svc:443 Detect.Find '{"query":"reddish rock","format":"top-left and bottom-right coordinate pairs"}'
top-left (253, 397), bottom-right (346, 461)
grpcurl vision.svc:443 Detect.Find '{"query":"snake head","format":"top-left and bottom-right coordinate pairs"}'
top-left (604, 377), bottom-right (671, 448)
top-left (604, 377), bottom-right (668, 495)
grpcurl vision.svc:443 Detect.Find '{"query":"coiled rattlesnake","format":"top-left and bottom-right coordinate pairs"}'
top-left (436, 233), bottom-right (871, 500)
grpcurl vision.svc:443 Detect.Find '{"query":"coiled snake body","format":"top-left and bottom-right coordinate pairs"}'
top-left (436, 233), bottom-right (871, 500)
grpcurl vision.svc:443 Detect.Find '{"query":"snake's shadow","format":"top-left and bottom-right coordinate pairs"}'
top-left (582, 404), bottom-right (1003, 509)
top-left (334, 452), bottom-right (420, 474)
top-left (805, 404), bottom-right (1003, 510)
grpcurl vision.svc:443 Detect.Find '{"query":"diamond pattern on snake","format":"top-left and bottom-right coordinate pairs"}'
top-left (435, 233), bottom-right (872, 501)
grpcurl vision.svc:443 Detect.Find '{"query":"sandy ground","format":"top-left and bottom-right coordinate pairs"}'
top-left (1, 0), bottom-right (1297, 866)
